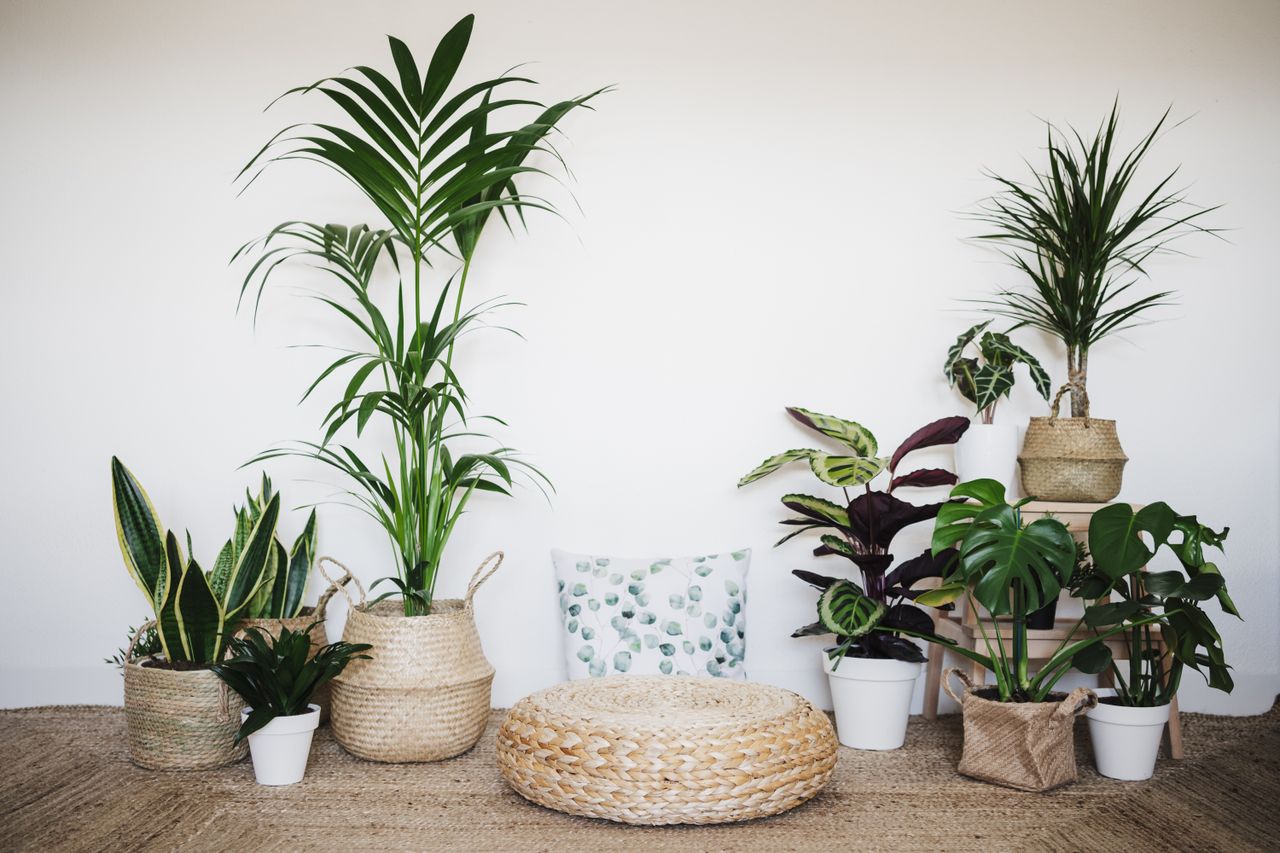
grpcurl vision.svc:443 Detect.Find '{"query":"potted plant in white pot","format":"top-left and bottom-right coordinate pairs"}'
top-left (213, 624), bottom-right (371, 785)
top-left (1070, 502), bottom-right (1236, 780)
top-left (738, 408), bottom-right (969, 750)
top-left (943, 320), bottom-right (1050, 488)
top-left (972, 103), bottom-right (1221, 502)
top-left (233, 15), bottom-right (605, 762)
top-left (110, 457), bottom-right (280, 770)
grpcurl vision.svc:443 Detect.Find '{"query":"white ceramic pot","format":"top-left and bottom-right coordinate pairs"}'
top-left (242, 704), bottom-right (321, 786)
top-left (822, 653), bottom-right (922, 751)
top-left (1086, 689), bottom-right (1171, 781)
top-left (954, 422), bottom-right (1018, 488)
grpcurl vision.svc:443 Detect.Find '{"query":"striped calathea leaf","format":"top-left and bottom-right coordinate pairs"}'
top-left (110, 458), bottom-right (283, 664)
top-left (785, 407), bottom-right (878, 457)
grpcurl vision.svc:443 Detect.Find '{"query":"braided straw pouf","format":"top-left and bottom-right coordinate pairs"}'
top-left (496, 676), bottom-right (838, 825)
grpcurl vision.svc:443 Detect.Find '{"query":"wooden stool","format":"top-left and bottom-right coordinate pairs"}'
top-left (920, 501), bottom-right (1183, 759)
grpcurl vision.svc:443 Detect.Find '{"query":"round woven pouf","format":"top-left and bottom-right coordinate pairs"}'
top-left (496, 676), bottom-right (838, 825)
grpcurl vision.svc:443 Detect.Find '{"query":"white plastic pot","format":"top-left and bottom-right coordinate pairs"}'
top-left (823, 653), bottom-right (922, 750)
top-left (954, 422), bottom-right (1018, 489)
top-left (1086, 689), bottom-right (1171, 781)
top-left (242, 704), bottom-right (321, 786)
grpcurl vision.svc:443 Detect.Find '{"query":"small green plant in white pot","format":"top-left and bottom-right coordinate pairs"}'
top-left (739, 408), bottom-right (969, 750)
top-left (1071, 503), bottom-right (1236, 781)
top-left (943, 320), bottom-right (1050, 489)
top-left (213, 625), bottom-right (371, 785)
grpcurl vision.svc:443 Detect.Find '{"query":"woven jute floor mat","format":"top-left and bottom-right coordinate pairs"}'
top-left (1, 703), bottom-right (1277, 852)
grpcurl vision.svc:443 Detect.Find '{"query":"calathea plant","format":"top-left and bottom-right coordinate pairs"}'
top-left (738, 409), bottom-right (970, 663)
top-left (223, 474), bottom-right (318, 620)
top-left (944, 321), bottom-right (1050, 423)
top-left (1071, 502), bottom-right (1236, 705)
top-left (111, 458), bottom-right (280, 665)
top-left (236, 14), bottom-right (602, 615)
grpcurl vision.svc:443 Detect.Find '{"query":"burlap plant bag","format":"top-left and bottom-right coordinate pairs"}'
top-left (235, 573), bottom-right (351, 723)
top-left (944, 669), bottom-right (1097, 792)
top-left (322, 553), bottom-right (502, 763)
top-left (1019, 387), bottom-right (1127, 502)
top-left (122, 622), bottom-right (247, 771)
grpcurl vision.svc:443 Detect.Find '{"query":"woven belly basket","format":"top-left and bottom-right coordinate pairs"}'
top-left (496, 676), bottom-right (839, 825)
top-left (325, 554), bottom-right (503, 763)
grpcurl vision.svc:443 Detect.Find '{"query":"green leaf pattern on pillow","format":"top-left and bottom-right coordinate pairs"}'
top-left (553, 549), bottom-right (749, 680)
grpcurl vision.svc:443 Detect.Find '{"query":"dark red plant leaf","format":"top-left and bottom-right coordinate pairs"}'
top-left (880, 603), bottom-right (936, 636)
top-left (885, 548), bottom-right (958, 592)
top-left (889, 416), bottom-right (970, 473)
top-left (890, 467), bottom-right (959, 491)
top-left (862, 631), bottom-right (927, 662)
top-left (792, 569), bottom-right (840, 590)
top-left (846, 491), bottom-right (947, 552)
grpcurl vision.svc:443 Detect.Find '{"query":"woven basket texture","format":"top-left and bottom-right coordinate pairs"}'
top-left (944, 668), bottom-right (1096, 792)
top-left (123, 657), bottom-right (246, 771)
top-left (1019, 416), bottom-right (1128, 502)
top-left (496, 676), bottom-right (838, 825)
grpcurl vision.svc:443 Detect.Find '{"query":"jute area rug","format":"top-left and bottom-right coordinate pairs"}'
top-left (2, 704), bottom-right (1277, 852)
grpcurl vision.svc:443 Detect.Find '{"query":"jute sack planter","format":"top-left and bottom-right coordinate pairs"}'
top-left (123, 621), bottom-right (247, 771)
top-left (235, 573), bottom-right (351, 723)
top-left (943, 669), bottom-right (1097, 792)
top-left (323, 553), bottom-right (502, 763)
top-left (1019, 389), bottom-right (1127, 502)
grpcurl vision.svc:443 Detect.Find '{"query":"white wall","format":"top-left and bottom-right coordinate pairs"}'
top-left (1, 0), bottom-right (1276, 715)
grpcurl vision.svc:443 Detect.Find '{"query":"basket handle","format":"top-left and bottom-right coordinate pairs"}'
top-left (317, 556), bottom-right (368, 611)
top-left (125, 620), bottom-right (158, 663)
top-left (465, 551), bottom-right (505, 608)
top-left (1056, 686), bottom-right (1099, 719)
top-left (942, 667), bottom-right (974, 704)
top-left (1048, 373), bottom-right (1090, 425)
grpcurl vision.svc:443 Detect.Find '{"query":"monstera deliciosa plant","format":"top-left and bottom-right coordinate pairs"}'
top-left (944, 321), bottom-right (1050, 423)
top-left (235, 15), bottom-right (604, 615)
top-left (738, 409), bottom-right (970, 663)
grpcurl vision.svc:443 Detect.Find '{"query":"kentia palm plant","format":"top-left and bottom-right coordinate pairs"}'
top-left (234, 15), bottom-right (604, 615)
top-left (972, 102), bottom-right (1220, 417)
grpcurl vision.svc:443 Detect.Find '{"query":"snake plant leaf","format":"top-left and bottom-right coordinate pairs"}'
top-left (737, 449), bottom-right (815, 486)
top-left (982, 332), bottom-right (1051, 401)
top-left (817, 580), bottom-right (886, 637)
top-left (808, 452), bottom-right (887, 488)
top-left (943, 321), bottom-right (990, 379)
top-left (780, 494), bottom-right (850, 528)
top-left (175, 556), bottom-right (220, 664)
top-left (279, 508), bottom-right (317, 618)
top-left (221, 493), bottom-right (281, 620)
top-left (785, 407), bottom-right (878, 457)
top-left (889, 416), bottom-right (970, 474)
top-left (155, 532), bottom-right (186, 662)
top-left (247, 538), bottom-right (281, 619)
top-left (209, 539), bottom-right (234, 601)
top-left (111, 457), bottom-right (167, 603)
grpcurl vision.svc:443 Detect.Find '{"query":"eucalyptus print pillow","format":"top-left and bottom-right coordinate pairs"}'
top-left (551, 549), bottom-right (749, 680)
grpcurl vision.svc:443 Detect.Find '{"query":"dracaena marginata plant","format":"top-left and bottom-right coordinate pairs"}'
top-left (234, 15), bottom-right (604, 616)
top-left (111, 458), bottom-right (280, 665)
top-left (1068, 502), bottom-right (1236, 706)
top-left (737, 408), bottom-right (971, 664)
top-left (213, 624), bottom-right (372, 742)
top-left (943, 321), bottom-right (1051, 423)
top-left (228, 474), bottom-right (318, 620)
top-left (972, 102), bottom-right (1221, 418)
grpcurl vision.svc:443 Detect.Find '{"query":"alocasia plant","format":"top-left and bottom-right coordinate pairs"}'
top-left (943, 320), bottom-right (1051, 423)
top-left (738, 409), bottom-right (970, 663)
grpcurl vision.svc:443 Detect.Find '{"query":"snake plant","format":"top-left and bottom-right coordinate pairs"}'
top-left (234, 14), bottom-right (604, 615)
top-left (111, 457), bottom-right (280, 664)
top-left (223, 474), bottom-right (318, 620)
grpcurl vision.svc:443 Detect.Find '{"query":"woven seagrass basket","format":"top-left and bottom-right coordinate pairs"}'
top-left (325, 553), bottom-right (502, 763)
top-left (122, 622), bottom-right (246, 771)
top-left (235, 573), bottom-right (351, 723)
top-left (497, 676), bottom-right (839, 825)
top-left (944, 668), bottom-right (1096, 792)
top-left (1019, 389), bottom-right (1127, 502)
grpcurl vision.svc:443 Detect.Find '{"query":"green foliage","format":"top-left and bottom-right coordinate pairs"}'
top-left (235, 16), bottom-right (603, 615)
top-left (213, 624), bottom-right (371, 742)
top-left (111, 457), bottom-right (280, 664)
top-left (221, 474), bottom-right (318, 620)
top-left (972, 102), bottom-right (1220, 417)
top-left (1073, 502), bottom-right (1236, 705)
top-left (105, 622), bottom-right (160, 669)
top-left (943, 321), bottom-right (1050, 421)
